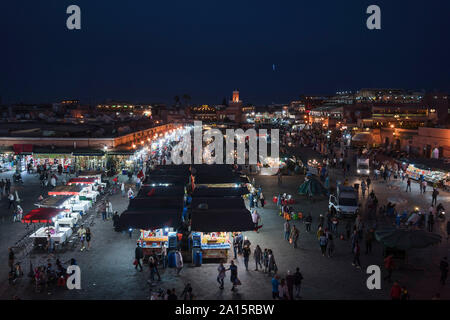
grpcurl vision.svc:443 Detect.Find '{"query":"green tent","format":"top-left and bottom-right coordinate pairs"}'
top-left (298, 175), bottom-right (328, 197)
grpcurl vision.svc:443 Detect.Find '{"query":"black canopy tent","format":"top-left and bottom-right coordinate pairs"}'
top-left (128, 197), bottom-right (184, 211)
top-left (190, 208), bottom-right (254, 232)
top-left (118, 208), bottom-right (182, 231)
top-left (190, 197), bottom-right (247, 210)
top-left (191, 187), bottom-right (249, 198)
top-left (137, 185), bottom-right (185, 198)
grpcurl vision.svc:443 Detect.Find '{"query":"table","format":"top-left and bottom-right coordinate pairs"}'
top-left (29, 227), bottom-right (73, 244)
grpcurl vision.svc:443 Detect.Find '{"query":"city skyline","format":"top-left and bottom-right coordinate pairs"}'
top-left (1, 0), bottom-right (450, 105)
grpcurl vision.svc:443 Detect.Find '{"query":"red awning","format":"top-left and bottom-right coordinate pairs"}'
top-left (67, 177), bottom-right (97, 185)
top-left (21, 207), bottom-right (64, 224)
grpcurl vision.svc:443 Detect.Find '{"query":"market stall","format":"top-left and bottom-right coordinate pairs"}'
top-left (34, 195), bottom-right (73, 211)
top-left (22, 207), bottom-right (74, 246)
top-left (191, 231), bottom-right (231, 260)
top-left (137, 228), bottom-right (177, 257)
top-left (48, 185), bottom-right (84, 196)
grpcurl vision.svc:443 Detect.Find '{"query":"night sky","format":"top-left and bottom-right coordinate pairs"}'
top-left (1, 0), bottom-right (449, 105)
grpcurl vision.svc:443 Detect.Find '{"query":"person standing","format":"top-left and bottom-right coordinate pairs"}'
top-left (121, 182), bottom-right (125, 197)
top-left (390, 281), bottom-right (402, 300)
top-left (254, 245), bottom-right (262, 271)
top-left (286, 270), bottom-right (294, 300)
top-left (271, 275), bottom-right (280, 299)
top-left (290, 225), bottom-right (299, 249)
top-left (432, 188), bottom-right (439, 206)
top-left (227, 260), bottom-right (239, 292)
top-left (284, 220), bottom-right (291, 241)
top-left (406, 178), bottom-right (411, 192)
top-left (85, 228), bottom-right (92, 251)
top-left (259, 191), bottom-right (265, 208)
top-left (252, 209), bottom-right (260, 233)
top-left (242, 245), bottom-right (251, 271)
top-left (134, 243), bottom-right (143, 271)
top-left (233, 234), bottom-right (239, 259)
top-left (366, 177), bottom-right (371, 193)
top-left (293, 267), bottom-right (303, 299)
top-left (277, 170), bottom-right (282, 186)
top-left (365, 228), bottom-right (374, 254)
top-left (263, 249), bottom-right (269, 273)
top-left (8, 248), bottom-right (14, 272)
top-left (440, 257), bottom-right (449, 285)
top-left (384, 254), bottom-right (395, 282)
top-left (304, 213), bottom-right (312, 232)
top-left (161, 245), bottom-right (168, 269)
top-left (175, 250), bottom-right (183, 275)
top-left (428, 212), bottom-right (435, 233)
top-left (278, 278), bottom-right (290, 300)
top-left (217, 262), bottom-right (226, 289)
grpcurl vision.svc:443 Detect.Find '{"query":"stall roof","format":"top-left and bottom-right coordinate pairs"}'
top-left (118, 208), bottom-right (182, 231)
top-left (145, 175), bottom-right (188, 185)
top-left (128, 197), bottom-right (184, 211)
top-left (22, 207), bottom-right (65, 224)
top-left (190, 197), bottom-right (246, 210)
top-left (137, 185), bottom-right (185, 198)
top-left (190, 208), bottom-right (254, 232)
top-left (48, 185), bottom-right (84, 195)
top-left (35, 195), bottom-right (73, 208)
top-left (68, 177), bottom-right (97, 185)
top-left (191, 187), bottom-right (249, 197)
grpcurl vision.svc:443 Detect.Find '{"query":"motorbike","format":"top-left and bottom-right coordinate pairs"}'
top-left (13, 173), bottom-right (23, 183)
top-left (437, 203), bottom-right (445, 221)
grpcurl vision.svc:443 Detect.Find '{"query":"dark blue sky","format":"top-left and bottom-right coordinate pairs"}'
top-left (1, 0), bottom-right (449, 105)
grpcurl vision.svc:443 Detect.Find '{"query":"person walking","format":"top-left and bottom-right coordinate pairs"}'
top-left (148, 256), bottom-right (160, 281)
top-left (440, 257), bottom-right (449, 285)
top-left (278, 278), bottom-right (290, 300)
top-left (134, 243), bottom-right (143, 271)
top-left (233, 234), bottom-right (239, 259)
top-left (290, 225), bottom-right (299, 248)
top-left (432, 188), bottom-right (439, 206)
top-left (77, 225), bottom-right (86, 251)
top-left (121, 182), bottom-right (125, 197)
top-left (242, 245), bottom-right (251, 271)
top-left (284, 220), bottom-right (291, 241)
top-left (361, 180), bottom-right (366, 198)
top-left (227, 260), bottom-right (240, 292)
top-left (217, 262), bottom-right (226, 289)
top-left (327, 233), bottom-right (335, 258)
top-left (293, 267), bottom-right (303, 299)
top-left (254, 245), bottom-right (262, 271)
top-left (428, 212), bottom-right (435, 232)
top-left (175, 250), bottom-right (183, 275)
top-left (366, 177), bottom-right (371, 193)
top-left (268, 250), bottom-right (277, 276)
top-left (252, 209), bottom-right (260, 233)
top-left (8, 192), bottom-right (15, 210)
top-left (384, 254), bottom-right (394, 282)
top-left (319, 233), bottom-right (328, 256)
top-left (352, 242), bottom-right (361, 268)
top-left (277, 170), bottom-right (282, 186)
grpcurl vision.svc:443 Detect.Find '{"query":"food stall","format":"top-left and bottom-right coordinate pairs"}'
top-left (35, 195), bottom-right (73, 211)
top-left (404, 163), bottom-right (449, 186)
top-left (191, 231), bottom-right (231, 260)
top-left (137, 228), bottom-right (176, 257)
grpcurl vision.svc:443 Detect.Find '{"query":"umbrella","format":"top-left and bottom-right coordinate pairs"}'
top-left (375, 228), bottom-right (442, 251)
